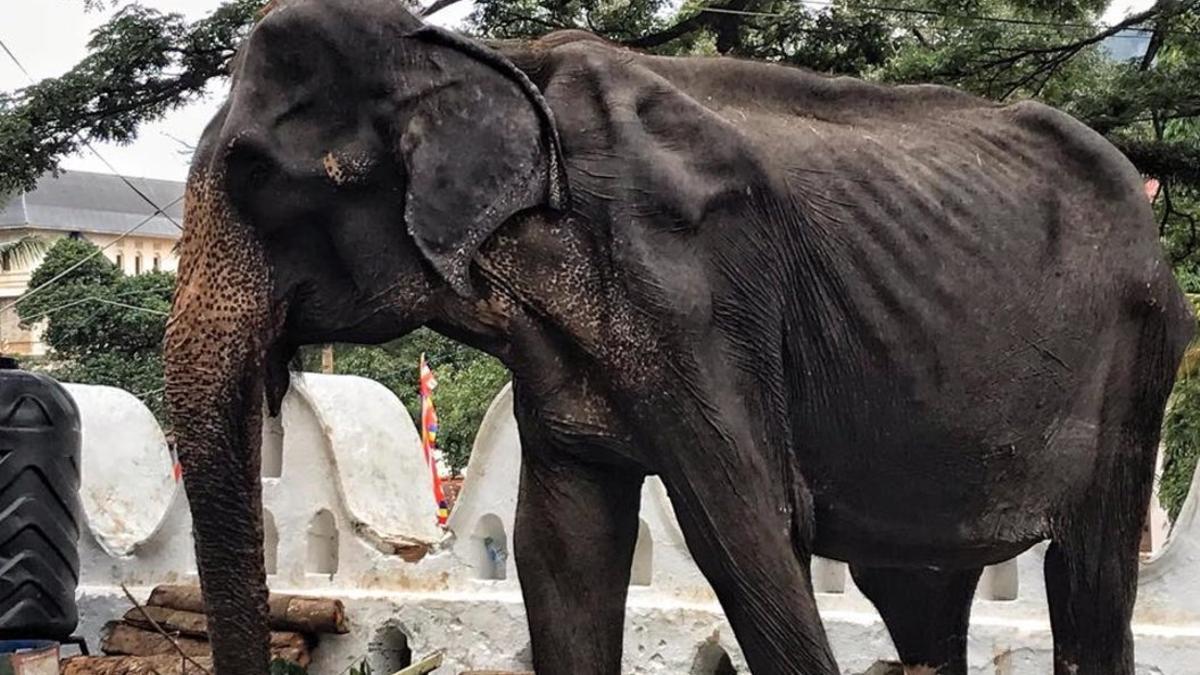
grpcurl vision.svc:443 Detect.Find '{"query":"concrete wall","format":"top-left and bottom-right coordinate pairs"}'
top-left (67, 376), bottom-right (1200, 674)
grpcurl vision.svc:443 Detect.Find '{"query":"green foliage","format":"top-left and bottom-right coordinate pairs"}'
top-left (346, 660), bottom-right (373, 675)
top-left (1162, 372), bottom-right (1200, 520)
top-left (303, 330), bottom-right (510, 473)
top-left (15, 238), bottom-right (173, 420)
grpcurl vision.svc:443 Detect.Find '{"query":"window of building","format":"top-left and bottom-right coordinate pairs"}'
top-left (152, 255), bottom-right (161, 272)
top-left (134, 254), bottom-right (142, 275)
top-left (115, 253), bottom-right (123, 272)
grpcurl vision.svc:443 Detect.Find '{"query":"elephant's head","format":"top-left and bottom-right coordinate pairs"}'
top-left (163, 1), bottom-right (568, 670)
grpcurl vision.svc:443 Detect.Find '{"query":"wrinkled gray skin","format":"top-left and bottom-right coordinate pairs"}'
top-left (163, 1), bottom-right (1194, 673)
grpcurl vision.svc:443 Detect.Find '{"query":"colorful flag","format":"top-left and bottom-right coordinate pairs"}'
top-left (420, 354), bottom-right (450, 526)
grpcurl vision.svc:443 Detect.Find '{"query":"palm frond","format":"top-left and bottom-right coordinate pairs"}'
top-left (0, 235), bottom-right (49, 272)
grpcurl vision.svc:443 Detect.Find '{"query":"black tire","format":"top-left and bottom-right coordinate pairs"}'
top-left (0, 365), bottom-right (82, 640)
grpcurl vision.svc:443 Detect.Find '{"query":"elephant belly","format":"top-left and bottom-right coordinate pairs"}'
top-left (795, 388), bottom-right (1104, 569)
top-left (809, 485), bottom-right (1051, 569)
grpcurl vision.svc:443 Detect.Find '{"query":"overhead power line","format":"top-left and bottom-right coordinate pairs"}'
top-left (0, 194), bottom-right (185, 316)
top-left (0, 35), bottom-right (184, 231)
top-left (19, 284), bottom-right (175, 323)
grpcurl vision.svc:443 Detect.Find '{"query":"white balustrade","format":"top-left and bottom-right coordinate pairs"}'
top-left (67, 376), bottom-right (1200, 674)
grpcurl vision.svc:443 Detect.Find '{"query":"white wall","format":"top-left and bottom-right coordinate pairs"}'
top-left (68, 375), bottom-right (1200, 674)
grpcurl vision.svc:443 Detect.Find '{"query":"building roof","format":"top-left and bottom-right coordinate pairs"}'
top-left (0, 170), bottom-right (185, 239)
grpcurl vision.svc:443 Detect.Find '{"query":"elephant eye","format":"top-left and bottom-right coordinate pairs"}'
top-left (225, 141), bottom-right (277, 221)
top-left (227, 142), bottom-right (273, 189)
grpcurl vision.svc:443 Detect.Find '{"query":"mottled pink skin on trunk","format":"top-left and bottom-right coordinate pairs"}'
top-left (164, 168), bottom-right (277, 675)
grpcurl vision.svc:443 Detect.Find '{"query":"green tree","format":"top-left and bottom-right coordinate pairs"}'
top-left (15, 238), bottom-right (173, 419)
top-left (1162, 374), bottom-right (1200, 521)
top-left (0, 0), bottom-right (261, 195)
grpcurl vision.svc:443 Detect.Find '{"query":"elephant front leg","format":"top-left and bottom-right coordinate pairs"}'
top-left (663, 455), bottom-right (837, 674)
top-left (633, 386), bottom-right (838, 675)
top-left (512, 422), bottom-right (644, 674)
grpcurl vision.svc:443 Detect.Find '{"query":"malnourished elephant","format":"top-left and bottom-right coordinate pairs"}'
top-left (163, 0), bottom-right (1194, 673)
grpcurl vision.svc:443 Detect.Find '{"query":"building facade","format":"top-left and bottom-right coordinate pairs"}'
top-left (0, 170), bottom-right (184, 355)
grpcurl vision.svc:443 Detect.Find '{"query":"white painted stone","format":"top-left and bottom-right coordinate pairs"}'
top-left (446, 383), bottom-right (521, 582)
top-left (65, 383), bottom-right (177, 557)
top-left (1138, 453), bottom-right (1200, 624)
top-left (67, 376), bottom-right (1200, 674)
top-left (292, 374), bottom-right (443, 546)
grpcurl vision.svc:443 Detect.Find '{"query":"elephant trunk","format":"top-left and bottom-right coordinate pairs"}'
top-left (164, 168), bottom-right (276, 675)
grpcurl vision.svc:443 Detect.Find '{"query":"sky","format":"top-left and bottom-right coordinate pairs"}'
top-left (0, 0), bottom-right (1154, 184)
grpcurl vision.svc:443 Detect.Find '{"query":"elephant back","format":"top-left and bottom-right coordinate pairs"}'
top-left (0, 357), bottom-right (81, 640)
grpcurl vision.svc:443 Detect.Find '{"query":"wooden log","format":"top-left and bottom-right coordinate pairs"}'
top-left (101, 621), bottom-right (210, 656)
top-left (146, 584), bottom-right (348, 634)
top-left (60, 654), bottom-right (214, 675)
top-left (100, 622), bottom-right (310, 667)
top-left (267, 593), bottom-right (348, 635)
top-left (122, 606), bottom-right (207, 638)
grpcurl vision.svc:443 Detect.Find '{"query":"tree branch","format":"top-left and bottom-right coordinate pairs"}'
top-left (420, 0), bottom-right (467, 19)
top-left (1111, 136), bottom-right (1200, 186)
top-left (622, 9), bottom-right (712, 49)
top-left (946, 0), bottom-right (1194, 98)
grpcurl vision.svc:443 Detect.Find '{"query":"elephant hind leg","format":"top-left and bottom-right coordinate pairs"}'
top-left (1043, 429), bottom-right (1152, 675)
top-left (849, 565), bottom-right (982, 675)
top-left (1044, 305), bottom-right (1184, 675)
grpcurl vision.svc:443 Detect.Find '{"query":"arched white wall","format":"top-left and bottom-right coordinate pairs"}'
top-left (469, 514), bottom-right (509, 581)
top-left (448, 383), bottom-right (522, 582)
top-left (261, 412), bottom-right (284, 479)
top-left (1137, 456), bottom-right (1200, 622)
top-left (65, 383), bottom-right (177, 557)
top-left (811, 557), bottom-right (847, 594)
top-left (293, 374), bottom-right (442, 546)
top-left (306, 509), bottom-right (339, 576)
top-left (64, 375), bottom-right (1200, 675)
top-left (980, 558), bottom-right (1019, 601)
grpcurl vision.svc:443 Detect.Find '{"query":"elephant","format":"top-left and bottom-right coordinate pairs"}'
top-left (162, 0), bottom-right (1195, 673)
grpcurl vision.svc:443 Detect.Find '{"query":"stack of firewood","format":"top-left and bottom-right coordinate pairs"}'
top-left (61, 584), bottom-right (349, 675)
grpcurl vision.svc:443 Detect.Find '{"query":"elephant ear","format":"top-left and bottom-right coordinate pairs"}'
top-left (399, 25), bottom-right (569, 295)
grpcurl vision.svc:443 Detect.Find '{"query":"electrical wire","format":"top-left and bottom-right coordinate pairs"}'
top-left (0, 35), bottom-right (184, 231)
top-left (18, 284), bottom-right (174, 323)
top-left (0, 194), bottom-right (185, 315)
